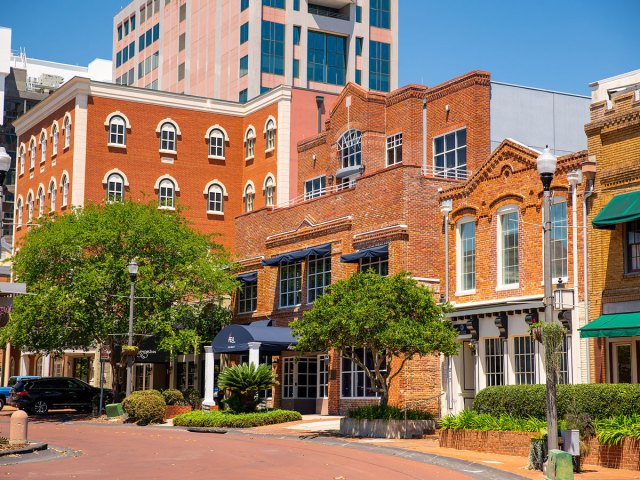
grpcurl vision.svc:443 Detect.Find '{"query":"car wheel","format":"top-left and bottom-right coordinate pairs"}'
top-left (0, 397), bottom-right (4, 411)
top-left (32, 400), bottom-right (49, 415)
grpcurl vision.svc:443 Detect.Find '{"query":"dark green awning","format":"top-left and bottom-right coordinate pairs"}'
top-left (580, 312), bottom-right (640, 338)
top-left (593, 191), bottom-right (640, 229)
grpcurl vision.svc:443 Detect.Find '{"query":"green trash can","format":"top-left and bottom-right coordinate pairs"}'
top-left (105, 403), bottom-right (124, 418)
top-left (545, 449), bottom-right (574, 480)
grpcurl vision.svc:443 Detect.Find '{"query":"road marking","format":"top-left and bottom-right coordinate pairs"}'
top-left (481, 460), bottom-right (504, 464)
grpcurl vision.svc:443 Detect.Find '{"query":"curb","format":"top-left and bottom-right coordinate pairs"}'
top-left (0, 442), bottom-right (48, 457)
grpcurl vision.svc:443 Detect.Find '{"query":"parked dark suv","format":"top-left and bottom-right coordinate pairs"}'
top-left (10, 377), bottom-right (109, 415)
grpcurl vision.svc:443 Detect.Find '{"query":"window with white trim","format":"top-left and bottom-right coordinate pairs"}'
top-left (238, 278), bottom-right (257, 313)
top-left (61, 174), bottom-right (69, 207)
top-left (37, 187), bottom-right (45, 217)
top-left (209, 129), bottom-right (225, 158)
top-left (360, 255), bottom-right (388, 276)
top-left (51, 124), bottom-right (58, 156)
top-left (63, 115), bottom-right (71, 148)
top-left (265, 120), bottom-right (276, 151)
top-left (207, 184), bottom-right (224, 213)
top-left (386, 132), bottom-right (402, 166)
top-left (318, 354), bottom-right (329, 398)
top-left (245, 129), bottom-right (255, 159)
top-left (16, 198), bottom-right (22, 227)
top-left (160, 122), bottom-right (177, 152)
top-left (458, 218), bottom-right (476, 292)
top-left (27, 193), bottom-right (33, 222)
top-left (279, 261), bottom-right (302, 308)
top-left (40, 132), bottom-right (46, 163)
top-left (304, 176), bottom-right (326, 200)
top-left (485, 338), bottom-right (505, 387)
top-left (109, 116), bottom-right (126, 146)
top-left (338, 129), bottom-right (362, 168)
top-left (106, 173), bottom-right (125, 203)
top-left (282, 358), bottom-right (294, 398)
top-left (498, 206), bottom-right (519, 287)
top-left (49, 180), bottom-right (56, 211)
top-left (341, 348), bottom-right (386, 398)
top-left (244, 184), bottom-right (254, 212)
top-left (19, 146), bottom-right (25, 175)
top-left (514, 336), bottom-right (536, 385)
top-left (433, 128), bottom-right (467, 179)
top-left (158, 179), bottom-right (175, 208)
top-left (550, 200), bottom-right (568, 281)
top-left (264, 176), bottom-right (275, 207)
top-left (29, 139), bottom-right (36, 169)
top-left (307, 255), bottom-right (331, 303)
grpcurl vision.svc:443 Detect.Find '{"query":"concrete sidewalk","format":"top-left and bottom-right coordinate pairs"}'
top-left (246, 416), bottom-right (640, 480)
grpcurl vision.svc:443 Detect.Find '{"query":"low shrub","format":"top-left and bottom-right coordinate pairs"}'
top-left (438, 410), bottom-right (547, 433)
top-left (181, 388), bottom-right (202, 410)
top-left (347, 405), bottom-right (433, 421)
top-left (596, 414), bottom-right (640, 446)
top-left (123, 390), bottom-right (166, 424)
top-left (473, 384), bottom-right (640, 420)
top-left (173, 409), bottom-right (302, 428)
top-left (162, 389), bottom-right (186, 406)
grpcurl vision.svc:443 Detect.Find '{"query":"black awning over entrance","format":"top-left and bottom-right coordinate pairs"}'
top-left (340, 244), bottom-right (388, 263)
top-left (212, 321), bottom-right (297, 353)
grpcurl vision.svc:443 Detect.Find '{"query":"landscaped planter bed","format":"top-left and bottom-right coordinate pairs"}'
top-left (583, 437), bottom-right (640, 471)
top-left (340, 418), bottom-right (436, 439)
top-left (439, 429), bottom-right (536, 457)
top-left (164, 405), bottom-right (192, 420)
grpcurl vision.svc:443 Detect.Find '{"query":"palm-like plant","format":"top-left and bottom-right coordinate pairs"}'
top-left (218, 363), bottom-right (279, 413)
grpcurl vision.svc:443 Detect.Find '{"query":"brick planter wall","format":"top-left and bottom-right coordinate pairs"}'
top-left (164, 405), bottom-right (193, 420)
top-left (439, 429), bottom-right (535, 457)
top-left (582, 437), bottom-right (640, 471)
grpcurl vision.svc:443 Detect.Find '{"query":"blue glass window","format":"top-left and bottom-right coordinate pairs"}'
top-left (123, 46), bottom-right (129, 63)
top-left (293, 0), bottom-right (300, 10)
top-left (239, 89), bottom-right (248, 103)
top-left (307, 31), bottom-right (346, 85)
top-left (131, 15), bottom-right (136, 31)
top-left (261, 21), bottom-right (285, 75)
top-left (241, 0), bottom-right (249, 11)
top-left (355, 69), bottom-right (362, 85)
top-left (145, 29), bottom-right (152, 46)
top-left (371, 0), bottom-right (390, 29)
top-left (293, 59), bottom-right (299, 78)
top-left (118, 25), bottom-right (123, 40)
top-left (356, 37), bottom-right (363, 56)
top-left (369, 40), bottom-right (390, 92)
top-left (129, 42), bottom-right (135, 59)
top-left (239, 55), bottom-right (248, 77)
top-left (124, 20), bottom-right (129, 36)
top-left (240, 22), bottom-right (249, 44)
top-left (262, 0), bottom-right (285, 8)
top-left (260, 86), bottom-right (272, 94)
top-left (139, 33), bottom-right (145, 51)
top-left (293, 25), bottom-right (301, 45)
top-left (356, 5), bottom-right (362, 23)
top-left (153, 24), bottom-right (159, 42)
top-left (116, 51), bottom-right (122, 67)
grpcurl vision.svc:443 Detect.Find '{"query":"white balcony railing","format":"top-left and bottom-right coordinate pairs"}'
top-left (422, 164), bottom-right (470, 181)
top-left (274, 182), bottom-right (355, 210)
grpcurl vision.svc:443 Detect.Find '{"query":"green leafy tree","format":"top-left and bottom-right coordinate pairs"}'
top-left (2, 201), bottom-right (237, 393)
top-left (291, 271), bottom-right (458, 407)
top-left (218, 363), bottom-right (279, 412)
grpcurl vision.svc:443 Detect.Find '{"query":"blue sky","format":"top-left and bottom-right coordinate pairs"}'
top-left (3, 0), bottom-right (638, 96)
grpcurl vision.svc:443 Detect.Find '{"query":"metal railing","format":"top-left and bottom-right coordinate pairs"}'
top-left (422, 164), bottom-right (470, 181)
top-left (308, 4), bottom-right (349, 20)
top-left (273, 181), bottom-right (355, 209)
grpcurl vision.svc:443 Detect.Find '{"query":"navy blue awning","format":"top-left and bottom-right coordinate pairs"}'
top-left (262, 243), bottom-right (331, 266)
top-left (340, 244), bottom-right (388, 263)
top-left (236, 272), bottom-right (257, 283)
top-left (212, 321), bottom-right (297, 353)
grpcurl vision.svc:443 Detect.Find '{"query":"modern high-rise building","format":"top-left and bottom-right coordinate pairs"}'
top-left (112, 0), bottom-right (398, 101)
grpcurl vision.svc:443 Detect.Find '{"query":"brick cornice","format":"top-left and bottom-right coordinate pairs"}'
top-left (297, 131), bottom-right (328, 152)
top-left (352, 224), bottom-right (409, 245)
top-left (423, 71), bottom-right (491, 102)
top-left (265, 215), bottom-right (353, 248)
top-left (585, 108), bottom-right (640, 135)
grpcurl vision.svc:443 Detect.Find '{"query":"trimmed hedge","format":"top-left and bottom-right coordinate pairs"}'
top-left (173, 409), bottom-right (302, 428)
top-left (162, 389), bottom-right (186, 406)
top-left (473, 384), bottom-right (640, 420)
top-left (347, 405), bottom-right (433, 421)
top-left (123, 390), bottom-right (166, 424)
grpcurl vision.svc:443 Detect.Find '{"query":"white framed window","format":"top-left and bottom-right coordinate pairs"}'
top-left (158, 179), bottom-right (175, 209)
top-left (245, 127), bottom-right (255, 159)
top-left (307, 255), bottom-right (331, 304)
top-left (106, 173), bottom-right (125, 203)
top-left (360, 255), bottom-right (388, 276)
top-left (386, 132), bottom-right (402, 166)
top-left (48, 180), bottom-right (56, 211)
top-left (160, 122), bottom-right (177, 152)
top-left (514, 336), bottom-right (536, 385)
top-left (238, 277), bottom-right (257, 313)
top-left (457, 217), bottom-right (476, 293)
top-left (265, 119), bottom-right (276, 152)
top-left (283, 355), bottom-right (327, 399)
top-left (304, 176), bottom-right (326, 200)
top-left (338, 129), bottom-right (362, 168)
top-left (16, 198), bottom-right (23, 228)
top-left (282, 357), bottom-right (295, 398)
top-left (208, 129), bottom-right (225, 158)
top-left (40, 132), bottom-right (47, 164)
top-left (244, 183), bottom-right (255, 212)
top-left (550, 200), bottom-right (568, 282)
top-left (433, 127), bottom-right (467, 179)
top-left (497, 205), bottom-right (519, 288)
top-left (341, 348), bottom-right (386, 398)
top-left (61, 174), bottom-right (69, 207)
top-left (279, 261), bottom-right (302, 308)
top-left (18, 145), bottom-right (25, 175)
top-left (26, 192), bottom-right (33, 223)
top-left (264, 176), bottom-right (275, 207)
top-left (109, 116), bottom-right (127, 146)
top-left (37, 186), bottom-right (45, 217)
top-left (484, 338), bottom-right (505, 387)
top-left (63, 114), bottom-right (71, 148)
top-left (207, 184), bottom-right (224, 213)
top-left (318, 354), bottom-right (329, 398)
top-left (51, 124), bottom-right (59, 156)
top-left (29, 139), bottom-right (36, 169)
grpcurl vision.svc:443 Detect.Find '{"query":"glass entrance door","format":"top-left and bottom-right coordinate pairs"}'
top-left (135, 364), bottom-right (153, 390)
top-left (613, 343), bottom-right (632, 383)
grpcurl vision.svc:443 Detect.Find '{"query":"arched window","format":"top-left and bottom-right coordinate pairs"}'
top-left (108, 115), bottom-right (126, 146)
top-left (207, 184), bottom-right (224, 213)
top-left (244, 183), bottom-right (255, 212)
top-left (40, 131), bottom-right (47, 164)
top-left (264, 176), bottom-right (275, 207)
top-left (26, 192), bottom-right (33, 223)
top-left (18, 145), bottom-right (25, 175)
top-left (158, 179), bottom-right (175, 209)
top-left (209, 129), bottom-right (225, 158)
top-left (37, 186), bottom-right (45, 217)
top-left (63, 114), bottom-right (71, 148)
top-left (29, 138), bottom-right (36, 169)
top-left (160, 122), bottom-right (177, 152)
top-left (106, 173), bottom-right (125, 203)
top-left (16, 198), bottom-right (23, 228)
top-left (265, 119), bottom-right (276, 151)
top-left (245, 127), bottom-right (255, 159)
top-left (51, 123), bottom-right (59, 156)
top-left (49, 180), bottom-right (57, 211)
top-left (61, 174), bottom-right (69, 207)
top-left (337, 129), bottom-right (362, 168)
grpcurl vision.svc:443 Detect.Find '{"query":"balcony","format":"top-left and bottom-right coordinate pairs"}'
top-left (422, 164), bottom-right (470, 181)
top-left (308, 3), bottom-right (350, 21)
top-left (308, 0), bottom-right (353, 8)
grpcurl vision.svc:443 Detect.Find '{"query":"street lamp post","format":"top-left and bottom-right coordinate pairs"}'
top-left (126, 260), bottom-right (139, 396)
top-left (536, 145), bottom-right (559, 451)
